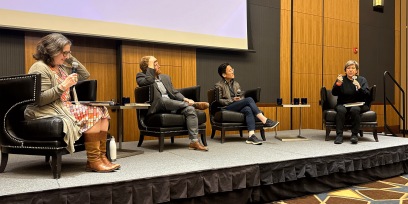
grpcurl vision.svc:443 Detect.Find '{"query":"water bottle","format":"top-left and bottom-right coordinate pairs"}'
top-left (109, 136), bottom-right (117, 162)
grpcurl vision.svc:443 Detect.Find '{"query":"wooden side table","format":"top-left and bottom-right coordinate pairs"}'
top-left (106, 105), bottom-right (149, 158)
top-left (275, 104), bottom-right (310, 141)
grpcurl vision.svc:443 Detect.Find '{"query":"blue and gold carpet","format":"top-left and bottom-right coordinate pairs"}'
top-left (273, 174), bottom-right (408, 204)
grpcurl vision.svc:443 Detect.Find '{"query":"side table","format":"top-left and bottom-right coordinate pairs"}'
top-left (275, 104), bottom-right (310, 141)
top-left (106, 105), bottom-right (149, 158)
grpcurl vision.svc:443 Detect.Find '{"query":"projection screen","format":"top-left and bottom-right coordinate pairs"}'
top-left (0, 0), bottom-right (248, 50)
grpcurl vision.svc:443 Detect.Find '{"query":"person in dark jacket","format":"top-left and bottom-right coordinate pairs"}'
top-left (332, 60), bottom-right (370, 144)
top-left (136, 56), bottom-right (209, 151)
top-left (215, 62), bottom-right (279, 145)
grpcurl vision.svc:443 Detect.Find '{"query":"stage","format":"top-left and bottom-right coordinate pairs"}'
top-left (0, 129), bottom-right (408, 203)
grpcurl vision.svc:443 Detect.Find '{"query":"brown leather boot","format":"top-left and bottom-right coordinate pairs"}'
top-left (99, 131), bottom-right (120, 170)
top-left (193, 102), bottom-right (209, 110)
top-left (84, 132), bottom-right (116, 172)
top-left (189, 141), bottom-right (209, 151)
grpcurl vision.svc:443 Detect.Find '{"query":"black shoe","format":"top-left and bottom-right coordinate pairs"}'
top-left (350, 134), bottom-right (358, 144)
top-left (246, 135), bottom-right (262, 145)
top-left (334, 134), bottom-right (343, 144)
top-left (263, 119), bottom-right (279, 130)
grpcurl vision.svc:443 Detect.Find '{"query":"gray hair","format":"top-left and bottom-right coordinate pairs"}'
top-left (33, 33), bottom-right (72, 67)
top-left (344, 60), bottom-right (359, 71)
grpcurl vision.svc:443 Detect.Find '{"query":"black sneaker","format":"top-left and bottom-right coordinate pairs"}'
top-left (263, 119), bottom-right (279, 130)
top-left (334, 134), bottom-right (343, 144)
top-left (246, 135), bottom-right (262, 145)
top-left (350, 134), bottom-right (358, 144)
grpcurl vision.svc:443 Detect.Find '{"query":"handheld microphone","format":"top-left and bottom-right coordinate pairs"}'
top-left (352, 76), bottom-right (358, 91)
top-left (72, 62), bottom-right (78, 74)
top-left (236, 89), bottom-right (241, 97)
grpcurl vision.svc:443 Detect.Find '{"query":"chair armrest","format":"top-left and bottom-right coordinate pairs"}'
top-left (244, 87), bottom-right (261, 103)
top-left (72, 79), bottom-right (97, 101)
top-left (178, 85), bottom-right (201, 102)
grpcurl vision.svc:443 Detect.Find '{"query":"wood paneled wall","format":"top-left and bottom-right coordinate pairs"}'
top-left (282, 0), bottom-right (401, 131)
top-left (121, 42), bottom-right (196, 141)
top-left (291, 0), bottom-right (324, 130)
top-left (24, 32), bottom-right (119, 137)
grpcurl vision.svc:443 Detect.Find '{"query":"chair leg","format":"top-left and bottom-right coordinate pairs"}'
top-left (45, 156), bottom-right (50, 163)
top-left (221, 130), bottom-right (226, 144)
top-left (325, 127), bottom-right (330, 141)
top-left (360, 130), bottom-right (364, 137)
top-left (51, 152), bottom-right (62, 179)
top-left (0, 152), bottom-right (9, 173)
top-left (260, 129), bottom-right (266, 141)
top-left (159, 137), bottom-right (164, 152)
top-left (373, 128), bottom-right (379, 142)
top-left (211, 129), bottom-right (216, 139)
top-left (239, 130), bottom-right (243, 137)
top-left (171, 137), bottom-right (174, 144)
top-left (138, 134), bottom-right (145, 147)
top-left (201, 133), bottom-right (207, 146)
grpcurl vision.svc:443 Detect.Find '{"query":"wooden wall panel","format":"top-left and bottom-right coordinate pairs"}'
top-left (324, 0), bottom-right (359, 23)
top-left (181, 47), bottom-right (197, 88)
top-left (280, 2), bottom-right (292, 131)
top-left (121, 41), bottom-right (196, 142)
top-left (291, 0), bottom-right (323, 130)
top-left (24, 32), bottom-right (118, 138)
top-left (292, 43), bottom-right (322, 74)
top-left (324, 18), bottom-right (359, 48)
top-left (293, 12), bottom-right (323, 45)
top-left (293, 0), bottom-right (322, 16)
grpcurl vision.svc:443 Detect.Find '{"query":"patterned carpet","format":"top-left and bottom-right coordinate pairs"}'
top-left (273, 174), bottom-right (408, 204)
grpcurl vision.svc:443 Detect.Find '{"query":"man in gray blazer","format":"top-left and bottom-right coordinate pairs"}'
top-left (136, 56), bottom-right (209, 151)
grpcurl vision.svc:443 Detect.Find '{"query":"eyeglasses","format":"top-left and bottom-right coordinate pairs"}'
top-left (228, 68), bottom-right (234, 73)
top-left (62, 51), bottom-right (71, 57)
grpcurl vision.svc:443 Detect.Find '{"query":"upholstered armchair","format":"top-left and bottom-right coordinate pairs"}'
top-left (320, 85), bottom-right (378, 142)
top-left (207, 87), bottom-right (266, 143)
top-left (134, 85), bottom-right (207, 152)
top-left (0, 73), bottom-right (102, 179)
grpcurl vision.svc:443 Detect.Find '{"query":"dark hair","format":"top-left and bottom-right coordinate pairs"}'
top-left (33, 33), bottom-right (72, 67)
top-left (218, 62), bottom-right (230, 78)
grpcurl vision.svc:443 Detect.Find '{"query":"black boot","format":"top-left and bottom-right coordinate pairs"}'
top-left (350, 133), bottom-right (358, 144)
top-left (334, 133), bottom-right (343, 144)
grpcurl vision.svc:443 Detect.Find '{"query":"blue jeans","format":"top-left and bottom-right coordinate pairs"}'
top-left (225, 97), bottom-right (261, 131)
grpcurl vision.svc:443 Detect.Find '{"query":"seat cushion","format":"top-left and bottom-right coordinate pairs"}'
top-left (19, 117), bottom-right (65, 141)
top-left (146, 111), bottom-right (206, 127)
top-left (214, 110), bottom-right (263, 123)
top-left (324, 110), bottom-right (377, 122)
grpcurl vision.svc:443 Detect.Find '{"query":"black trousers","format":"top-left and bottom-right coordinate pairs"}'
top-left (334, 104), bottom-right (369, 135)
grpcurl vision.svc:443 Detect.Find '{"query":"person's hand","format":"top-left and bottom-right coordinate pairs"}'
top-left (337, 74), bottom-right (343, 84)
top-left (233, 97), bottom-right (241, 101)
top-left (60, 74), bottom-right (77, 90)
top-left (353, 80), bottom-right (361, 89)
top-left (188, 100), bottom-right (194, 106)
top-left (148, 56), bottom-right (157, 69)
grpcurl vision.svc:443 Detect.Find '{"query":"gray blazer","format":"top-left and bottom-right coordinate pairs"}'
top-left (136, 68), bottom-right (185, 115)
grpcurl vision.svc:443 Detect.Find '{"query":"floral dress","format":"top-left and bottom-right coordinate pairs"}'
top-left (51, 66), bottom-right (110, 132)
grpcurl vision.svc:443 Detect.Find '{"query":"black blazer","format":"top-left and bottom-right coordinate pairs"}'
top-left (136, 68), bottom-right (185, 115)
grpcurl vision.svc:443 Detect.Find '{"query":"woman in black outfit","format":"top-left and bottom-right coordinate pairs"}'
top-left (332, 60), bottom-right (370, 144)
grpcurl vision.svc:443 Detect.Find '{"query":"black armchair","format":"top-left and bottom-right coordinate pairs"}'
top-left (0, 73), bottom-right (99, 179)
top-left (207, 87), bottom-right (265, 143)
top-left (320, 85), bottom-right (378, 142)
top-left (134, 85), bottom-right (207, 152)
